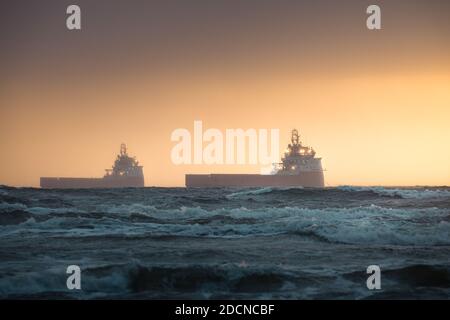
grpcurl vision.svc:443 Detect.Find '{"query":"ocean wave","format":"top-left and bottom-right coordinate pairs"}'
top-left (3, 204), bottom-right (448, 246)
top-left (337, 186), bottom-right (450, 199)
top-left (277, 205), bottom-right (450, 246)
top-left (3, 261), bottom-right (447, 299)
top-left (225, 186), bottom-right (450, 201)
top-left (384, 264), bottom-right (450, 288)
top-left (81, 261), bottom-right (320, 299)
top-left (226, 186), bottom-right (312, 199)
top-left (0, 261), bottom-right (309, 299)
top-left (0, 210), bottom-right (33, 225)
top-left (344, 264), bottom-right (450, 289)
top-left (26, 207), bottom-right (87, 215)
top-left (227, 187), bottom-right (281, 198)
top-left (0, 202), bottom-right (28, 212)
top-left (0, 202), bottom-right (86, 216)
top-left (124, 264), bottom-right (292, 295)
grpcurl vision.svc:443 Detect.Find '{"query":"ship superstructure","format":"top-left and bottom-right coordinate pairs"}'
top-left (40, 144), bottom-right (144, 188)
top-left (273, 129), bottom-right (323, 175)
top-left (185, 129), bottom-right (325, 187)
top-left (104, 144), bottom-right (144, 180)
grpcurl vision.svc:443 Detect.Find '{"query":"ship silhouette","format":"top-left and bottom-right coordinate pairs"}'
top-left (186, 129), bottom-right (325, 187)
top-left (40, 144), bottom-right (144, 188)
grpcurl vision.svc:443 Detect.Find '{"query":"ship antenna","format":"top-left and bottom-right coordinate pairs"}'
top-left (291, 129), bottom-right (299, 146)
top-left (120, 143), bottom-right (127, 156)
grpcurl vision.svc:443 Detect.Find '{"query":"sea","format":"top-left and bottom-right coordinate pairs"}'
top-left (0, 185), bottom-right (449, 299)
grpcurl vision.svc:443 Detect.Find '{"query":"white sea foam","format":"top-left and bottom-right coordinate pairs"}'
top-left (226, 186), bottom-right (304, 199)
top-left (227, 187), bottom-right (275, 198)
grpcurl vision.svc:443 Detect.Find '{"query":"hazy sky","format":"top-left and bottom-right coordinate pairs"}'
top-left (1, 0), bottom-right (450, 187)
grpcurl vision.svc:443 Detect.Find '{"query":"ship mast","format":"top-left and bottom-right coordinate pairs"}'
top-left (288, 129), bottom-right (302, 155)
top-left (291, 129), bottom-right (300, 146)
top-left (120, 143), bottom-right (127, 156)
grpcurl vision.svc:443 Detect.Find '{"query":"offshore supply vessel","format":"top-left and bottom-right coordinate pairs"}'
top-left (186, 129), bottom-right (325, 188)
top-left (40, 144), bottom-right (144, 188)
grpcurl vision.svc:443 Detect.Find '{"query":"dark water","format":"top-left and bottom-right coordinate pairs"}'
top-left (0, 185), bottom-right (449, 299)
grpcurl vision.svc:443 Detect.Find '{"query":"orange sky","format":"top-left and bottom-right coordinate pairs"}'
top-left (1, 0), bottom-right (449, 187)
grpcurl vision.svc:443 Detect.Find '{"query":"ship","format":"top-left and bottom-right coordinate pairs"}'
top-left (40, 144), bottom-right (144, 188)
top-left (185, 129), bottom-right (325, 188)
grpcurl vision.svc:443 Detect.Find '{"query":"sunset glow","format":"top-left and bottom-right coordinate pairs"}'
top-left (1, 0), bottom-right (449, 187)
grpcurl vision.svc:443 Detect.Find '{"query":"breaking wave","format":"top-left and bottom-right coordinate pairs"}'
top-left (1, 200), bottom-right (449, 246)
top-left (226, 187), bottom-right (302, 198)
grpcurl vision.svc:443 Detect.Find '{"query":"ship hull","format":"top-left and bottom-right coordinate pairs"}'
top-left (40, 176), bottom-right (144, 189)
top-left (185, 172), bottom-right (324, 188)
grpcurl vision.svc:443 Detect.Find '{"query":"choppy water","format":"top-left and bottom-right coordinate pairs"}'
top-left (0, 185), bottom-right (449, 299)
